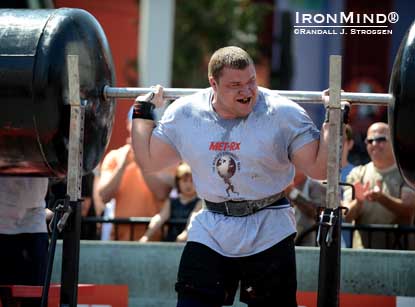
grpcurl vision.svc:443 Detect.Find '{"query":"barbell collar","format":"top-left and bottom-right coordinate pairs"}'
top-left (103, 85), bottom-right (394, 106)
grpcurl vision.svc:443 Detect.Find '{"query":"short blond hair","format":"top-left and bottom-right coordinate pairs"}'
top-left (176, 163), bottom-right (192, 178)
top-left (175, 163), bottom-right (192, 193)
top-left (208, 46), bottom-right (253, 82)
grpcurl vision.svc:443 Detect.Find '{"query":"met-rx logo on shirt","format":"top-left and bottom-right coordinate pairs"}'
top-left (209, 141), bottom-right (241, 151)
top-left (209, 141), bottom-right (241, 197)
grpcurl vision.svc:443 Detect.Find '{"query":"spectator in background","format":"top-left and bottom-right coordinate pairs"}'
top-left (0, 177), bottom-right (50, 290)
top-left (98, 106), bottom-right (173, 241)
top-left (346, 80), bottom-right (388, 166)
top-left (339, 124), bottom-right (355, 247)
top-left (343, 122), bottom-right (415, 249)
top-left (139, 163), bottom-right (202, 243)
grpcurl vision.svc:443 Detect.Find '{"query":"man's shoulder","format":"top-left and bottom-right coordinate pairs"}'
top-left (161, 88), bottom-right (212, 123)
top-left (171, 88), bottom-right (211, 108)
top-left (258, 87), bottom-right (304, 113)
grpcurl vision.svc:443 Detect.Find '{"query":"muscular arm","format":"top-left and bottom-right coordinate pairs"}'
top-left (142, 171), bottom-right (174, 201)
top-left (131, 87), bottom-right (181, 173)
top-left (132, 120), bottom-right (181, 172)
top-left (291, 122), bottom-right (329, 180)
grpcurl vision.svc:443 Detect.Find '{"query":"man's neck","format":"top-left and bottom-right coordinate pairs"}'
top-left (211, 99), bottom-right (236, 120)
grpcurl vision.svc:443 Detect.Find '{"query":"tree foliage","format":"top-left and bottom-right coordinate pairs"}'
top-left (172, 0), bottom-right (272, 88)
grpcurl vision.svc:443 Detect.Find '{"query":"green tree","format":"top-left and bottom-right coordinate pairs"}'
top-left (172, 0), bottom-right (272, 88)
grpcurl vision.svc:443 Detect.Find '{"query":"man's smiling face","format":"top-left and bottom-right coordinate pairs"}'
top-left (210, 64), bottom-right (258, 119)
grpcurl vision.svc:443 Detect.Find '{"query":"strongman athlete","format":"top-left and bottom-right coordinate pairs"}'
top-left (132, 46), bottom-right (329, 307)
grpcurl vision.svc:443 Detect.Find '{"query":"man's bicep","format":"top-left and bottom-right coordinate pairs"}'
top-left (291, 140), bottom-right (321, 177)
top-left (150, 135), bottom-right (181, 170)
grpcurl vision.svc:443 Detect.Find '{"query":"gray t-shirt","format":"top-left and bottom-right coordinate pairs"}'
top-left (154, 87), bottom-right (320, 256)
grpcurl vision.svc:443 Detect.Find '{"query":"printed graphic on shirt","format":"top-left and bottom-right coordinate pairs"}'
top-left (210, 142), bottom-right (241, 197)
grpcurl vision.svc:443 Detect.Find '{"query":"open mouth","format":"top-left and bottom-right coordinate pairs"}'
top-left (237, 97), bottom-right (251, 104)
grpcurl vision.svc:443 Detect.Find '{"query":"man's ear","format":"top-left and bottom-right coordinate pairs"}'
top-left (209, 77), bottom-right (217, 90)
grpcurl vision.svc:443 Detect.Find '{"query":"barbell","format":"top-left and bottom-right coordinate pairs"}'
top-left (0, 8), bottom-right (414, 189)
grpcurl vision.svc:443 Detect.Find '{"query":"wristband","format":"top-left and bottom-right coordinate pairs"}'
top-left (133, 92), bottom-right (155, 120)
top-left (132, 101), bottom-right (155, 120)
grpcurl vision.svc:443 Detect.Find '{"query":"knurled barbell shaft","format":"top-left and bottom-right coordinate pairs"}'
top-left (103, 86), bottom-right (394, 106)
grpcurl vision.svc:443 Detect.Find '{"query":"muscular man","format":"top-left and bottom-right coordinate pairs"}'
top-left (343, 122), bottom-right (415, 249)
top-left (132, 46), bottom-right (329, 307)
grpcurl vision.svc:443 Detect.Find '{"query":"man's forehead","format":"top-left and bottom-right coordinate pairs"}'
top-left (220, 69), bottom-right (256, 84)
top-left (221, 65), bottom-right (255, 77)
top-left (368, 125), bottom-right (389, 136)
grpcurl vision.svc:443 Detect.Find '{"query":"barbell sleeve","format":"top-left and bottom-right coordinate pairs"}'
top-left (103, 86), bottom-right (394, 106)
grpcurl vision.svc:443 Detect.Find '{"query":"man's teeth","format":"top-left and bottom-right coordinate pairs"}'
top-left (237, 97), bottom-right (250, 104)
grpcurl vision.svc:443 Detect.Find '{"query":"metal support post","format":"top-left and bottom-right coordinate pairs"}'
top-left (60, 55), bottom-right (85, 307)
top-left (317, 55), bottom-right (343, 307)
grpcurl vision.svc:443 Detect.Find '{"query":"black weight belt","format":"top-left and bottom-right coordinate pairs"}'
top-left (203, 192), bottom-right (288, 217)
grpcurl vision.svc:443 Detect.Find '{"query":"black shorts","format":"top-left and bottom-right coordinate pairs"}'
top-left (175, 234), bottom-right (297, 307)
top-left (0, 233), bottom-right (49, 285)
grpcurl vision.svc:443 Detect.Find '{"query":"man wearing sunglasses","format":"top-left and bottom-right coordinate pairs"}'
top-left (343, 122), bottom-right (415, 249)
